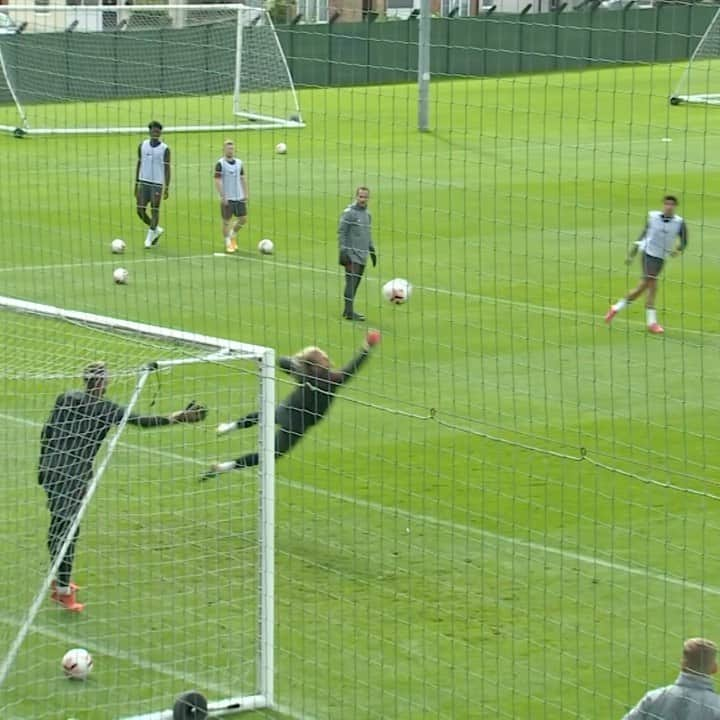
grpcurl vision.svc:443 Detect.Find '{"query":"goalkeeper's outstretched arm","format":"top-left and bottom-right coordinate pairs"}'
top-left (127, 400), bottom-right (208, 427)
top-left (204, 331), bottom-right (381, 479)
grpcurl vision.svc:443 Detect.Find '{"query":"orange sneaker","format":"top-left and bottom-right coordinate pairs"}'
top-left (51, 589), bottom-right (84, 613)
top-left (648, 322), bottom-right (665, 335)
top-left (605, 307), bottom-right (617, 324)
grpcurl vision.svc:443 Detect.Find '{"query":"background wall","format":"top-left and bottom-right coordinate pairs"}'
top-left (277, 4), bottom-right (716, 87)
top-left (0, 3), bottom-right (713, 103)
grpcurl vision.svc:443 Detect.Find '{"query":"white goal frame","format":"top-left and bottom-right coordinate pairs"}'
top-left (670, 6), bottom-right (720, 106)
top-left (0, 294), bottom-right (277, 719)
top-left (0, 4), bottom-right (304, 135)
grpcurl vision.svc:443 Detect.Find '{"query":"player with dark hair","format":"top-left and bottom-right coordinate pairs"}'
top-left (202, 330), bottom-right (381, 479)
top-left (605, 195), bottom-right (688, 334)
top-left (136, 120), bottom-right (171, 249)
top-left (338, 186), bottom-right (377, 322)
top-left (39, 362), bottom-right (207, 612)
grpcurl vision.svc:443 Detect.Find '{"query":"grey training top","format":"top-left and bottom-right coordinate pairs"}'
top-left (622, 672), bottom-right (720, 720)
top-left (338, 202), bottom-right (374, 265)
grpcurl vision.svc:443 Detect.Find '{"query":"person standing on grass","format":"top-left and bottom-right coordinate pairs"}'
top-left (38, 362), bottom-right (207, 612)
top-left (605, 195), bottom-right (688, 335)
top-left (338, 186), bottom-right (377, 322)
top-left (202, 329), bottom-right (381, 479)
top-left (622, 638), bottom-right (720, 719)
top-left (136, 120), bottom-right (171, 249)
top-left (214, 139), bottom-right (248, 254)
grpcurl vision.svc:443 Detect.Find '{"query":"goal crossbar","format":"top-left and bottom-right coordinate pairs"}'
top-left (0, 294), bottom-right (268, 359)
top-left (671, 6), bottom-right (720, 106)
top-left (0, 4), bottom-right (304, 135)
top-left (0, 294), bottom-right (277, 718)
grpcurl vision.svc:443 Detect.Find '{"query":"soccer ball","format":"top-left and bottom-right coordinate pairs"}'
top-left (275, 142), bottom-right (287, 155)
top-left (110, 238), bottom-right (126, 254)
top-left (62, 648), bottom-right (93, 680)
top-left (113, 268), bottom-right (129, 284)
top-left (258, 238), bottom-right (274, 255)
top-left (382, 278), bottom-right (412, 305)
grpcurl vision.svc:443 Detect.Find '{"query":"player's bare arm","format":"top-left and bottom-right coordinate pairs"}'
top-left (163, 147), bottom-right (171, 199)
top-left (214, 163), bottom-right (226, 204)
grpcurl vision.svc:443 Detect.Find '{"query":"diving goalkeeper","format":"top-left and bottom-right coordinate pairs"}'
top-left (202, 330), bottom-right (381, 479)
top-left (38, 362), bottom-right (207, 612)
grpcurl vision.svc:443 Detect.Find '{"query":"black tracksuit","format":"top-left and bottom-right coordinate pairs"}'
top-left (39, 390), bottom-right (171, 588)
top-left (230, 348), bottom-right (371, 469)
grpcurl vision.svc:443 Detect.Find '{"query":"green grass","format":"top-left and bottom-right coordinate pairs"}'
top-left (1, 62), bottom-right (720, 719)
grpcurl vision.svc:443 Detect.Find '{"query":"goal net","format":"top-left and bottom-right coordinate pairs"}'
top-left (671, 6), bottom-right (720, 105)
top-left (0, 296), bottom-right (276, 719)
top-left (0, 3), bottom-right (303, 135)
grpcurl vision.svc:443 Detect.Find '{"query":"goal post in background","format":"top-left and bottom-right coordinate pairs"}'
top-left (671, 6), bottom-right (720, 105)
top-left (0, 295), bottom-right (276, 719)
top-left (0, 4), bottom-right (303, 135)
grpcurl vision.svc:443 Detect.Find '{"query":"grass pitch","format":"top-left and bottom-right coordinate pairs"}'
top-left (1, 62), bottom-right (720, 719)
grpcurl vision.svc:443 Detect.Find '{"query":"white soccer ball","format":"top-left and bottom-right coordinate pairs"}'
top-left (113, 267), bottom-right (129, 284)
top-left (110, 238), bottom-right (126, 254)
top-left (275, 142), bottom-right (287, 155)
top-left (62, 648), bottom-right (93, 680)
top-left (382, 278), bottom-right (412, 305)
top-left (258, 238), bottom-right (274, 255)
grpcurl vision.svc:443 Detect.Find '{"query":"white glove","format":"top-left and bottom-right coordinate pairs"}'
top-left (216, 421), bottom-right (238, 436)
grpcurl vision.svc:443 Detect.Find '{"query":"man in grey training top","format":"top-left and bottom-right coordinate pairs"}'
top-left (338, 186), bottom-right (376, 321)
top-left (622, 637), bottom-right (720, 719)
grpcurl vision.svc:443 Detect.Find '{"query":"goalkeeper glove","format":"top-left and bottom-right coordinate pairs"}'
top-left (171, 400), bottom-right (208, 424)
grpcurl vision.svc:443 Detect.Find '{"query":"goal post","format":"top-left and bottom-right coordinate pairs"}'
top-left (670, 6), bottom-right (720, 105)
top-left (0, 294), bottom-right (276, 719)
top-left (0, 4), bottom-right (304, 135)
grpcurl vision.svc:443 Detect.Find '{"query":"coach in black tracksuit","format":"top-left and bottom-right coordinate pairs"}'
top-left (39, 362), bottom-right (206, 610)
top-left (203, 332), bottom-right (380, 478)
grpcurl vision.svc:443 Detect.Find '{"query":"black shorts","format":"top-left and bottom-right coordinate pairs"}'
top-left (221, 200), bottom-right (247, 220)
top-left (137, 181), bottom-right (163, 206)
top-left (641, 253), bottom-right (664, 280)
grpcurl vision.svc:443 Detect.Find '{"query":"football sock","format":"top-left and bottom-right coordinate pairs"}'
top-left (234, 453), bottom-right (259, 469)
top-left (612, 298), bottom-right (628, 312)
top-left (238, 412), bottom-right (259, 428)
top-left (646, 308), bottom-right (657, 325)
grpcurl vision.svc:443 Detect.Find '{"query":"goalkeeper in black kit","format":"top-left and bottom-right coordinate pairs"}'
top-left (38, 362), bottom-right (207, 612)
top-left (202, 330), bottom-right (381, 479)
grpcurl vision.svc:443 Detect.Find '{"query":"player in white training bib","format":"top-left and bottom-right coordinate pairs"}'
top-left (605, 195), bottom-right (688, 335)
top-left (214, 140), bottom-right (248, 254)
top-left (135, 120), bottom-right (171, 249)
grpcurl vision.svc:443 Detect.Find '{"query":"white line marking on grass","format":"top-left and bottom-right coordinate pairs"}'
top-left (3, 251), bottom-right (717, 340)
top-left (0, 254), bottom-right (203, 274)
top-left (0, 609), bottom-right (314, 720)
top-left (216, 253), bottom-right (719, 340)
top-left (277, 478), bottom-right (720, 597)
top-left (4, 411), bottom-right (718, 598)
top-left (0, 612), bottom-right (234, 696)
